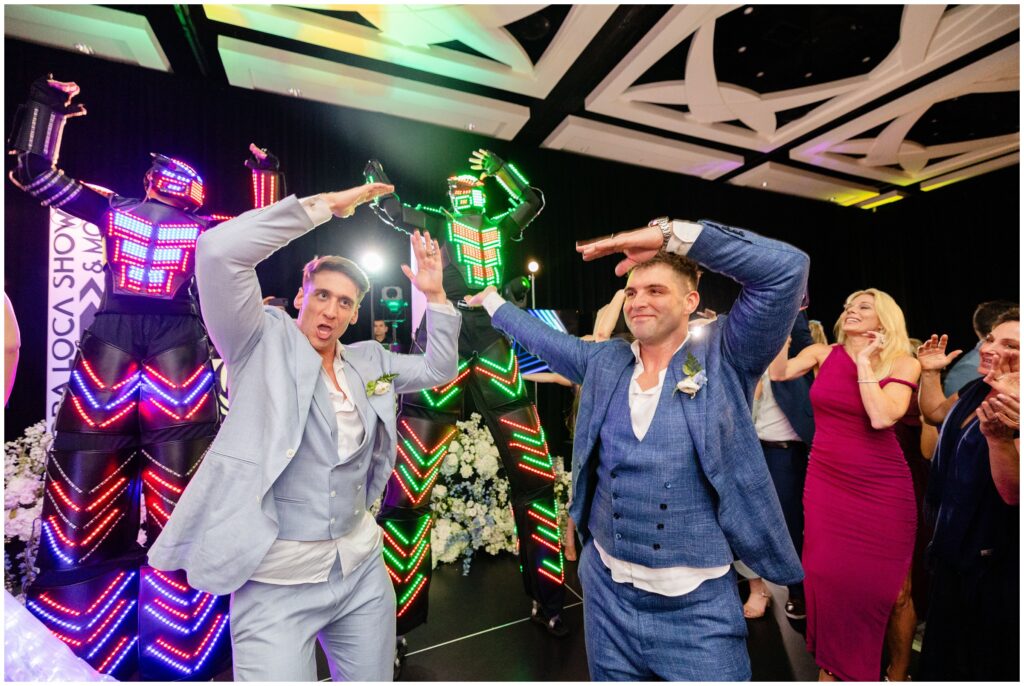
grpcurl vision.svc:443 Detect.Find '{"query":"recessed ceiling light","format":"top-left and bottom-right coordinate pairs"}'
top-left (738, 46), bottom-right (747, 54)
top-left (74, 42), bottom-right (94, 55)
top-left (287, 87), bottom-right (302, 97)
top-left (756, 71), bottom-right (765, 78)
top-left (744, 6), bottom-right (753, 14)
top-left (862, 56), bottom-right (871, 63)
top-left (804, 72), bottom-right (813, 78)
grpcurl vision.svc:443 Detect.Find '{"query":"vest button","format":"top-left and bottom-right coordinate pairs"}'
top-left (659, 503), bottom-right (667, 510)
top-left (612, 493), bottom-right (619, 500)
top-left (615, 533), bottom-right (622, 540)
top-left (657, 523), bottom-right (664, 530)
top-left (664, 482), bottom-right (672, 489)
top-left (330, 517), bottom-right (335, 524)
top-left (330, 490), bottom-right (336, 497)
top-left (613, 513), bottom-right (621, 519)
top-left (353, 509), bottom-right (360, 515)
top-left (653, 543), bottom-right (661, 550)
top-left (611, 473), bottom-right (617, 479)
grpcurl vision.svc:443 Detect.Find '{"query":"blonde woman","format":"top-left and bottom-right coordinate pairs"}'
top-left (770, 289), bottom-right (921, 681)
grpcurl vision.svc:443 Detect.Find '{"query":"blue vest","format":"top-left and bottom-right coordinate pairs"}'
top-left (271, 376), bottom-right (374, 541)
top-left (590, 373), bottom-right (733, 568)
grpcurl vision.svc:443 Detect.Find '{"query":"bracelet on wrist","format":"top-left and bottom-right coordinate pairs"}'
top-left (857, 379), bottom-right (879, 384)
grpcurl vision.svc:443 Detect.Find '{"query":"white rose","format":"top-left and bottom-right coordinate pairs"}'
top-left (676, 377), bottom-right (701, 397)
top-left (432, 484), bottom-right (447, 499)
top-left (373, 381), bottom-right (390, 395)
top-left (459, 464), bottom-right (474, 479)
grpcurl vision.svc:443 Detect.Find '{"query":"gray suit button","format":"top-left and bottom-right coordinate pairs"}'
top-left (330, 517), bottom-right (336, 524)
top-left (353, 509), bottom-right (360, 515)
top-left (286, 449), bottom-right (296, 458)
top-left (330, 490), bottom-right (336, 498)
top-left (356, 485), bottom-right (362, 491)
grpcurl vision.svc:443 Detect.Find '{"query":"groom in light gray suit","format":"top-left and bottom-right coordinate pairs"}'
top-left (148, 182), bottom-right (461, 681)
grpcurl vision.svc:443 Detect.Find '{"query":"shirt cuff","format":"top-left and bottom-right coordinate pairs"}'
top-left (299, 194), bottom-right (333, 227)
top-left (426, 301), bottom-right (457, 315)
top-left (665, 220), bottom-right (703, 256)
top-left (482, 292), bottom-right (507, 316)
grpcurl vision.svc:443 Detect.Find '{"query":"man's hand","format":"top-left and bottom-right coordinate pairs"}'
top-left (324, 182), bottom-right (394, 218)
top-left (983, 350), bottom-right (1020, 399)
top-left (576, 226), bottom-right (664, 277)
top-left (403, 231), bottom-right (446, 305)
top-left (465, 286), bottom-right (498, 308)
top-left (917, 334), bottom-right (962, 372)
top-left (34, 76), bottom-right (86, 116)
top-left (246, 143), bottom-right (280, 170)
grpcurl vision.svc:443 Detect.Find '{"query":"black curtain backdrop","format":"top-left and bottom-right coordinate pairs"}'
top-left (5, 40), bottom-right (1020, 444)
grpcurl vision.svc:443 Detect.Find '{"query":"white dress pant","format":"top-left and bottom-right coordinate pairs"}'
top-left (230, 545), bottom-right (396, 681)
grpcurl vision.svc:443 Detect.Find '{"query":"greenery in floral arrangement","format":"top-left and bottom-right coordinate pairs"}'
top-left (428, 413), bottom-right (572, 576)
top-left (4, 420), bottom-right (49, 599)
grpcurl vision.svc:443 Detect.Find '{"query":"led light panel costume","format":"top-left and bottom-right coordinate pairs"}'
top-left (7, 76), bottom-right (283, 680)
top-left (366, 151), bottom-right (565, 638)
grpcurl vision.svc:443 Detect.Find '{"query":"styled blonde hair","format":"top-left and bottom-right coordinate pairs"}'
top-left (834, 288), bottom-right (911, 378)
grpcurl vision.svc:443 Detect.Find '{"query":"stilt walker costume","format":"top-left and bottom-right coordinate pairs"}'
top-left (7, 76), bottom-right (283, 680)
top-left (365, 150), bottom-right (567, 647)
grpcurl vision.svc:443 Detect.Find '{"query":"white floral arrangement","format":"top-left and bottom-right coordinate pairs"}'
top-left (428, 413), bottom-right (572, 576)
top-left (4, 420), bottom-right (50, 598)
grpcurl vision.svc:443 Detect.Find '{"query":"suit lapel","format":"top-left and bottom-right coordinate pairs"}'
top-left (670, 339), bottom-right (707, 462)
top-left (587, 348), bottom-right (634, 449)
top-left (339, 349), bottom-right (372, 429)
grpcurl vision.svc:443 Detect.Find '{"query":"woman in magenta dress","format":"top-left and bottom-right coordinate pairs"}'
top-left (771, 288), bottom-right (921, 681)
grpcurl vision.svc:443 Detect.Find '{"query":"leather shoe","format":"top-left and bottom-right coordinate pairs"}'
top-left (531, 602), bottom-right (569, 637)
top-left (784, 597), bottom-right (806, 620)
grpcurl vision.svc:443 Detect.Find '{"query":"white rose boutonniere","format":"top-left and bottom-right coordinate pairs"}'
top-left (674, 353), bottom-right (707, 398)
top-left (366, 373), bottom-right (399, 397)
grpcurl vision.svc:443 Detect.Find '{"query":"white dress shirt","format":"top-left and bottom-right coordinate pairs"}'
top-left (752, 370), bottom-right (801, 442)
top-left (484, 219), bottom-right (729, 596)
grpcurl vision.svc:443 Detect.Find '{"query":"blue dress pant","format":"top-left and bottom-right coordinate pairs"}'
top-left (762, 442), bottom-right (808, 599)
top-left (578, 540), bottom-right (750, 681)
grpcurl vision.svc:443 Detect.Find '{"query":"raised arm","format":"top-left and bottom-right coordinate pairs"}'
top-left (470, 149), bottom-right (543, 237)
top-left (7, 76), bottom-right (109, 225)
top-left (917, 334), bottom-right (963, 425)
top-left (577, 219), bottom-right (809, 375)
top-left (196, 183), bottom-right (392, 364)
top-left (769, 341), bottom-right (829, 381)
top-left (386, 231), bottom-right (460, 392)
top-left (245, 143), bottom-right (286, 208)
top-left (363, 159), bottom-right (447, 235)
top-left (977, 353), bottom-right (1020, 504)
top-left (466, 286), bottom-right (594, 385)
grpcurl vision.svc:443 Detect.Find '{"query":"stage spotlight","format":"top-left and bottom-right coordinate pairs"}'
top-left (527, 260), bottom-right (539, 274)
top-left (362, 252), bottom-right (384, 273)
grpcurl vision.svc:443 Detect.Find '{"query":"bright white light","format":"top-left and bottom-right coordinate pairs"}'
top-left (362, 252), bottom-right (384, 273)
top-left (689, 324), bottom-right (706, 339)
top-left (527, 260), bottom-right (540, 274)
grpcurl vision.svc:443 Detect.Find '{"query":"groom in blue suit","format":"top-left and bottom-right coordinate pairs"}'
top-left (148, 183), bottom-right (461, 681)
top-left (468, 216), bottom-right (808, 680)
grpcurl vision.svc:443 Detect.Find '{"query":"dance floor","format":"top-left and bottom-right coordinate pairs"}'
top-left (209, 550), bottom-right (932, 680)
top-left (291, 552), bottom-right (825, 681)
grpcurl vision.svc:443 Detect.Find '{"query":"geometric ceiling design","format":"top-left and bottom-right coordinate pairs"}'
top-left (6, 4), bottom-right (1019, 207)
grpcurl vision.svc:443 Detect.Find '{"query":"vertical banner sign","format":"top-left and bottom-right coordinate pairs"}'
top-left (46, 208), bottom-right (104, 431)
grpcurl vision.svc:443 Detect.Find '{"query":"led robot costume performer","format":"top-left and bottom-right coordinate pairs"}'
top-left (7, 76), bottom-right (284, 680)
top-left (366, 150), bottom-right (567, 652)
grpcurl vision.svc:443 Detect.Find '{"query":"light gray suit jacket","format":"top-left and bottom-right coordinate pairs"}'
top-left (147, 195), bottom-right (461, 595)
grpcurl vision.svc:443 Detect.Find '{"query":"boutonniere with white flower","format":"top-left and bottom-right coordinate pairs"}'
top-left (366, 373), bottom-right (399, 396)
top-left (674, 353), bottom-right (707, 398)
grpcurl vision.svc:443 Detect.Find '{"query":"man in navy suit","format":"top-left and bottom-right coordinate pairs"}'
top-left (752, 311), bottom-right (816, 619)
top-left (467, 216), bottom-right (808, 680)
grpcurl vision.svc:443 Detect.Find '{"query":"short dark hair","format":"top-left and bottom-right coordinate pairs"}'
top-left (301, 255), bottom-right (370, 301)
top-left (629, 251), bottom-right (702, 290)
top-left (973, 300), bottom-right (1018, 338)
top-left (992, 307), bottom-right (1019, 330)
